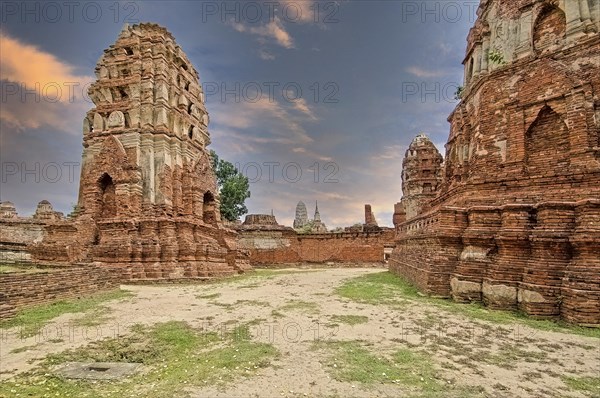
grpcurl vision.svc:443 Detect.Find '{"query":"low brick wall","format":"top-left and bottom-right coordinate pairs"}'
top-left (237, 229), bottom-right (395, 265)
top-left (0, 219), bottom-right (46, 245)
top-left (0, 219), bottom-right (46, 264)
top-left (0, 265), bottom-right (120, 320)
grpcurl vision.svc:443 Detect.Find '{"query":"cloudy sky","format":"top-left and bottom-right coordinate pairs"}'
top-left (0, 0), bottom-right (476, 227)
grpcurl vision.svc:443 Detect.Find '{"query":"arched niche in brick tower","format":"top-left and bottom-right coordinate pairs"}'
top-left (98, 173), bottom-right (117, 219)
top-left (202, 191), bottom-right (216, 224)
top-left (533, 4), bottom-right (566, 55)
top-left (525, 105), bottom-right (570, 175)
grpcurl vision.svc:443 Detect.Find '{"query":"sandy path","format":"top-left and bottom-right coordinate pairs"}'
top-left (1, 268), bottom-right (598, 398)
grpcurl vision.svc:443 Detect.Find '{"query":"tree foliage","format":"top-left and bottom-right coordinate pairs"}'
top-left (210, 150), bottom-right (251, 222)
top-left (296, 220), bottom-right (315, 234)
top-left (454, 86), bottom-right (464, 101)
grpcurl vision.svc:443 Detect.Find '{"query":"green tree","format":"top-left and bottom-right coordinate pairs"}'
top-left (210, 150), bottom-right (251, 221)
top-left (297, 220), bottom-right (315, 234)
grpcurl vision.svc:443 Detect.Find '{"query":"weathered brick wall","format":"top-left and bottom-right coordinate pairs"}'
top-left (390, 208), bottom-right (467, 296)
top-left (391, 1), bottom-right (600, 326)
top-left (237, 229), bottom-right (395, 266)
top-left (0, 265), bottom-right (120, 319)
top-left (390, 200), bottom-right (600, 325)
top-left (0, 220), bottom-right (46, 245)
top-left (441, 30), bottom-right (600, 206)
top-left (0, 219), bottom-right (46, 263)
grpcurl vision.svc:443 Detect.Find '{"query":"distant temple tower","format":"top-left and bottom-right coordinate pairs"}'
top-left (393, 134), bottom-right (443, 226)
top-left (314, 201), bottom-right (321, 222)
top-left (293, 201), bottom-right (308, 229)
top-left (0, 202), bottom-right (18, 219)
top-left (34, 23), bottom-right (249, 279)
top-left (364, 204), bottom-right (381, 232)
top-left (33, 200), bottom-right (63, 221)
top-left (312, 201), bottom-right (328, 233)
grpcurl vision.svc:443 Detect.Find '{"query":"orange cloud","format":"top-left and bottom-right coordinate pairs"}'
top-left (0, 33), bottom-right (93, 103)
top-left (0, 32), bottom-right (93, 133)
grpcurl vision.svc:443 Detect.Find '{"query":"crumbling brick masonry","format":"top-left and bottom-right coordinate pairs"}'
top-left (390, 0), bottom-right (600, 325)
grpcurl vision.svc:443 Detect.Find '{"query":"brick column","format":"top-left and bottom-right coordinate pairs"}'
top-left (451, 206), bottom-right (501, 303)
top-left (481, 36), bottom-right (490, 73)
top-left (159, 220), bottom-right (179, 277)
top-left (140, 220), bottom-right (161, 279)
top-left (430, 207), bottom-right (467, 297)
top-left (519, 202), bottom-right (575, 318)
top-left (473, 45), bottom-right (482, 77)
top-left (484, 204), bottom-right (534, 309)
top-left (562, 199), bottom-right (600, 325)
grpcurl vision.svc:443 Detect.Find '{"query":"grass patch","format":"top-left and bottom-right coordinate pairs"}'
top-left (336, 272), bottom-right (600, 339)
top-left (206, 299), bottom-right (269, 309)
top-left (10, 344), bottom-right (38, 354)
top-left (483, 344), bottom-right (548, 369)
top-left (235, 299), bottom-right (271, 307)
top-left (209, 301), bottom-right (234, 310)
top-left (562, 376), bottom-right (600, 395)
top-left (429, 300), bottom-right (600, 339)
top-left (330, 315), bottom-right (369, 326)
top-left (279, 300), bottom-right (320, 314)
top-left (196, 292), bottom-right (221, 299)
top-left (238, 283), bottom-right (261, 289)
top-left (313, 340), bottom-right (481, 397)
top-left (70, 306), bottom-right (114, 328)
top-left (0, 321), bottom-right (278, 398)
top-left (0, 289), bottom-right (133, 337)
top-left (335, 271), bottom-right (419, 305)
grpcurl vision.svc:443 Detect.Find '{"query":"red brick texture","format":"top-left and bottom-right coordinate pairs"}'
top-left (391, 1), bottom-right (600, 325)
top-left (238, 229), bottom-right (395, 266)
top-left (391, 201), bottom-right (600, 325)
top-left (0, 266), bottom-right (119, 320)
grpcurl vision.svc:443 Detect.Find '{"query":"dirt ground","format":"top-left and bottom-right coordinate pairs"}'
top-left (1, 268), bottom-right (599, 397)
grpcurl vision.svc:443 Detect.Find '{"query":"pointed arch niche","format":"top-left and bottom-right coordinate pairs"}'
top-left (203, 191), bottom-right (216, 224)
top-left (98, 173), bottom-right (117, 218)
top-left (533, 5), bottom-right (566, 54)
top-left (525, 106), bottom-right (570, 174)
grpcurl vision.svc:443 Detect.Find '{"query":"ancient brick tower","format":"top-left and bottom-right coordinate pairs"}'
top-left (34, 23), bottom-right (250, 280)
top-left (390, 1), bottom-right (600, 325)
top-left (393, 134), bottom-right (443, 226)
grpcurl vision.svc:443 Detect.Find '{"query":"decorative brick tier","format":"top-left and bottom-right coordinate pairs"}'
top-left (561, 200), bottom-right (600, 325)
top-left (451, 207), bottom-right (501, 302)
top-left (483, 205), bottom-right (533, 309)
top-left (519, 202), bottom-right (575, 318)
top-left (391, 200), bottom-right (600, 325)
